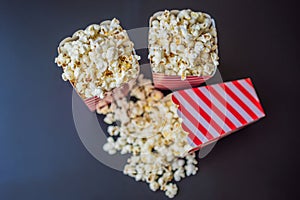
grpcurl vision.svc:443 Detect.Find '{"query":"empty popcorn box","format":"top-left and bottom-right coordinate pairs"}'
top-left (171, 78), bottom-right (265, 153)
top-left (149, 10), bottom-right (218, 90)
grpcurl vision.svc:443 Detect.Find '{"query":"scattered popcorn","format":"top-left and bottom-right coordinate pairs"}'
top-left (55, 18), bottom-right (140, 99)
top-left (103, 137), bottom-right (117, 155)
top-left (149, 181), bottom-right (160, 192)
top-left (174, 167), bottom-right (185, 181)
top-left (98, 75), bottom-right (198, 198)
top-left (148, 9), bottom-right (219, 80)
top-left (165, 183), bottom-right (178, 198)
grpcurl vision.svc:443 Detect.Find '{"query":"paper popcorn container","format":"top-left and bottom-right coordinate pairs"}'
top-left (149, 10), bottom-right (218, 90)
top-left (94, 77), bottom-right (138, 112)
top-left (83, 77), bottom-right (137, 112)
top-left (171, 78), bottom-right (265, 153)
top-left (69, 75), bottom-right (138, 112)
top-left (58, 20), bottom-right (140, 112)
top-left (152, 73), bottom-right (214, 90)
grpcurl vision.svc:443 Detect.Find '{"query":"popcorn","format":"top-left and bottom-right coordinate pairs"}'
top-left (174, 167), bottom-right (185, 181)
top-left (165, 183), bottom-right (178, 198)
top-left (149, 9), bottom-right (219, 80)
top-left (98, 75), bottom-right (198, 198)
top-left (149, 181), bottom-right (159, 191)
top-left (107, 126), bottom-right (120, 136)
top-left (185, 164), bottom-right (198, 176)
top-left (103, 137), bottom-right (117, 155)
top-left (55, 18), bottom-right (140, 99)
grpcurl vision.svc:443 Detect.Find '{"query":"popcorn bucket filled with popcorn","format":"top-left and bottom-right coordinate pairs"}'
top-left (148, 9), bottom-right (219, 90)
top-left (55, 19), bottom-right (141, 111)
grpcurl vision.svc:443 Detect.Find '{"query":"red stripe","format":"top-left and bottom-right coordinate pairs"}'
top-left (245, 78), bottom-right (264, 112)
top-left (173, 94), bottom-right (213, 140)
top-left (181, 123), bottom-right (202, 146)
top-left (85, 99), bottom-right (94, 103)
top-left (153, 78), bottom-right (208, 81)
top-left (233, 80), bottom-right (264, 114)
top-left (82, 96), bottom-right (98, 112)
top-left (153, 79), bottom-right (203, 82)
top-left (86, 101), bottom-right (97, 105)
top-left (244, 78), bottom-right (258, 101)
top-left (86, 101), bottom-right (96, 106)
top-left (86, 99), bottom-right (97, 104)
top-left (176, 95), bottom-right (213, 140)
top-left (179, 90), bottom-right (226, 136)
top-left (171, 94), bottom-right (180, 105)
top-left (85, 97), bottom-right (99, 103)
top-left (193, 87), bottom-right (237, 130)
top-left (208, 84), bottom-right (248, 125)
top-left (223, 84), bottom-right (259, 120)
top-left (245, 78), bottom-right (253, 87)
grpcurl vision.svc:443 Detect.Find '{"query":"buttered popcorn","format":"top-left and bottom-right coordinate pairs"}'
top-left (98, 75), bottom-right (198, 198)
top-left (55, 18), bottom-right (140, 99)
top-left (148, 9), bottom-right (219, 80)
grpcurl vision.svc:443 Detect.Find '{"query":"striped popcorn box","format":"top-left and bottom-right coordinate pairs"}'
top-left (70, 64), bottom-right (138, 112)
top-left (56, 19), bottom-right (140, 112)
top-left (68, 81), bottom-right (101, 112)
top-left (70, 73), bottom-right (136, 112)
top-left (82, 77), bottom-right (135, 112)
top-left (171, 78), bottom-right (265, 152)
top-left (152, 73), bottom-right (214, 90)
top-left (149, 9), bottom-right (219, 91)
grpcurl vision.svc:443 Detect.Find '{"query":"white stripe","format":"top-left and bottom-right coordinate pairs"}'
top-left (238, 79), bottom-right (259, 102)
top-left (177, 109), bottom-right (209, 143)
top-left (185, 89), bottom-right (231, 133)
top-left (213, 84), bottom-right (253, 123)
top-left (199, 87), bottom-right (242, 128)
top-left (175, 92), bottom-right (221, 138)
top-left (175, 92), bottom-right (214, 140)
top-left (187, 137), bottom-right (197, 148)
top-left (227, 82), bottom-right (264, 118)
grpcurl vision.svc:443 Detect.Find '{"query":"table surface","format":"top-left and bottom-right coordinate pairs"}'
top-left (0, 0), bottom-right (299, 199)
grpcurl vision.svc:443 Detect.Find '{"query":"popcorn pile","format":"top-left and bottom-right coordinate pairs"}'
top-left (55, 18), bottom-right (140, 99)
top-left (148, 9), bottom-right (219, 80)
top-left (97, 75), bottom-right (198, 198)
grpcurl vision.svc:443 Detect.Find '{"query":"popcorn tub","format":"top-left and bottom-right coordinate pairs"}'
top-left (56, 19), bottom-right (140, 112)
top-left (149, 9), bottom-right (219, 90)
top-left (171, 78), bottom-right (265, 153)
top-left (152, 73), bottom-right (215, 90)
top-left (73, 77), bottom-right (137, 112)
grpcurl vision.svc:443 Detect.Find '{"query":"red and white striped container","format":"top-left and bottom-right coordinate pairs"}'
top-left (58, 20), bottom-right (139, 112)
top-left (152, 73), bottom-right (213, 90)
top-left (81, 78), bottom-right (135, 112)
top-left (171, 78), bottom-right (265, 152)
top-left (62, 63), bottom-right (138, 112)
top-left (149, 10), bottom-right (218, 90)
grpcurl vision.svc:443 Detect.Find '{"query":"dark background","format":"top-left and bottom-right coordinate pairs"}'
top-left (0, 0), bottom-right (299, 199)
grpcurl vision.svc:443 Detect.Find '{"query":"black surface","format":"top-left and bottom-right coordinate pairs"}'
top-left (1, 0), bottom-right (299, 199)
